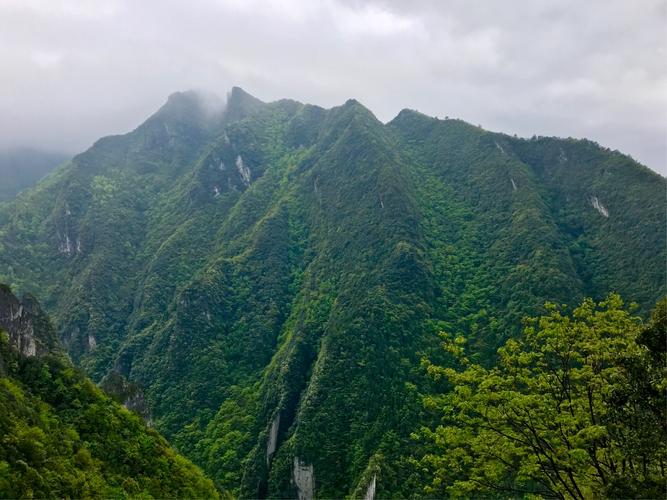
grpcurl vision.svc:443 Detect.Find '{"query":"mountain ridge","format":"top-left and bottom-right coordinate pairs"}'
top-left (0, 86), bottom-right (664, 497)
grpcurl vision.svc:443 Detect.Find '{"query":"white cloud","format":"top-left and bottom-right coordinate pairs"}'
top-left (0, 0), bottom-right (664, 173)
top-left (30, 50), bottom-right (63, 69)
top-left (546, 78), bottom-right (602, 99)
top-left (332, 4), bottom-right (418, 36)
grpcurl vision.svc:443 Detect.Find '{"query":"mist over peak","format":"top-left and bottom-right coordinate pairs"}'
top-left (154, 89), bottom-right (227, 124)
top-left (1, 1), bottom-right (663, 172)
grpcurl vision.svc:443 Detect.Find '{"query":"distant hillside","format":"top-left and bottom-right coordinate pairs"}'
top-left (0, 148), bottom-right (70, 202)
top-left (0, 284), bottom-right (219, 498)
top-left (0, 87), bottom-right (664, 498)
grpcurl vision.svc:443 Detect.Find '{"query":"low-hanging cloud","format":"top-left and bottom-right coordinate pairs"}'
top-left (0, 0), bottom-right (665, 173)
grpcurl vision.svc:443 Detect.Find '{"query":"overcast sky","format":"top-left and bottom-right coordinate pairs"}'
top-left (1, 0), bottom-right (665, 174)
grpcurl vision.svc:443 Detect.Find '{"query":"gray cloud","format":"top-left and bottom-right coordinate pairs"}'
top-left (1, 0), bottom-right (665, 173)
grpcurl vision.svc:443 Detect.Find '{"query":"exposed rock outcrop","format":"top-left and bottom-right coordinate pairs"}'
top-left (0, 284), bottom-right (59, 357)
top-left (591, 196), bottom-right (609, 217)
top-left (364, 474), bottom-right (377, 500)
top-left (236, 154), bottom-right (251, 186)
top-left (100, 370), bottom-right (152, 423)
top-left (292, 457), bottom-right (314, 500)
top-left (266, 412), bottom-right (280, 464)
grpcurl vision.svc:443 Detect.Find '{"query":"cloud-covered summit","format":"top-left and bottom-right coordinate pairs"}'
top-left (1, 0), bottom-right (664, 173)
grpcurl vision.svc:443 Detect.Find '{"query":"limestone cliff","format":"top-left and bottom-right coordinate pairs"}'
top-left (0, 284), bottom-right (59, 358)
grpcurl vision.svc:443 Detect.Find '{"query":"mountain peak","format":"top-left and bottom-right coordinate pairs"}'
top-left (330, 97), bottom-right (377, 123)
top-left (389, 108), bottom-right (435, 125)
top-left (228, 86), bottom-right (255, 100)
top-left (161, 90), bottom-right (203, 113)
top-left (225, 86), bottom-right (264, 122)
top-left (150, 90), bottom-right (224, 126)
top-left (341, 98), bottom-right (373, 113)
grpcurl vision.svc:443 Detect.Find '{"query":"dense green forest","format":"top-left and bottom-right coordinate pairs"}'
top-left (0, 285), bottom-right (219, 498)
top-left (0, 87), bottom-right (664, 497)
top-left (420, 295), bottom-right (666, 498)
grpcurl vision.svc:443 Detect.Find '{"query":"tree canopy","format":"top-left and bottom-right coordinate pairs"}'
top-left (420, 295), bottom-right (667, 498)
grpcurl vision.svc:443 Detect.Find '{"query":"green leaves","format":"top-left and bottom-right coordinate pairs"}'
top-left (0, 351), bottom-right (221, 499)
top-left (0, 293), bottom-right (219, 499)
top-left (422, 295), bottom-right (667, 498)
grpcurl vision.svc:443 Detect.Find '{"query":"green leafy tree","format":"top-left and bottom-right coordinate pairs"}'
top-left (420, 295), bottom-right (666, 498)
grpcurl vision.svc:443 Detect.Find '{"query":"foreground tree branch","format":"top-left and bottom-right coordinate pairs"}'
top-left (420, 295), bottom-right (667, 498)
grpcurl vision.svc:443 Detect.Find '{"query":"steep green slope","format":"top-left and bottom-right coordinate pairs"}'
top-left (0, 88), bottom-right (664, 497)
top-left (388, 111), bottom-right (665, 349)
top-left (0, 285), bottom-right (219, 498)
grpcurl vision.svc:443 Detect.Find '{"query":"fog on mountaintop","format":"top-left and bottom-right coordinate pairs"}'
top-left (188, 90), bottom-right (228, 119)
top-left (0, 0), bottom-right (665, 174)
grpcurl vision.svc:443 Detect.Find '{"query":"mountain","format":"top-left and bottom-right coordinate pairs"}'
top-left (0, 148), bottom-right (70, 202)
top-left (0, 87), bottom-right (664, 498)
top-left (0, 284), bottom-right (218, 498)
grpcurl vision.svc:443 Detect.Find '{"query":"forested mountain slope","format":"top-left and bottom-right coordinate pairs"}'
top-left (0, 87), bottom-right (664, 497)
top-left (0, 285), bottom-right (218, 498)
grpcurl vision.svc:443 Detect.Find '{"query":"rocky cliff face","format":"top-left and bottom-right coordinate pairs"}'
top-left (100, 370), bottom-right (152, 423)
top-left (0, 284), bottom-right (59, 357)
